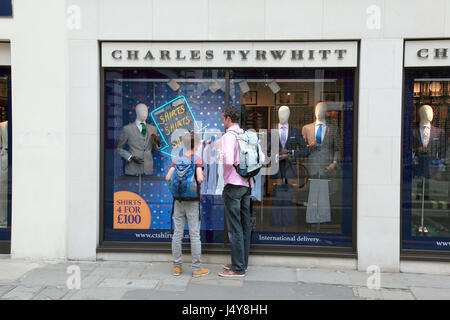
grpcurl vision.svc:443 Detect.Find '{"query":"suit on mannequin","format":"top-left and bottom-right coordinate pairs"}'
top-left (412, 105), bottom-right (445, 179)
top-left (302, 102), bottom-right (340, 178)
top-left (268, 106), bottom-right (310, 180)
top-left (268, 106), bottom-right (309, 228)
top-left (117, 104), bottom-right (162, 176)
top-left (0, 121), bottom-right (7, 226)
top-left (301, 102), bottom-right (340, 226)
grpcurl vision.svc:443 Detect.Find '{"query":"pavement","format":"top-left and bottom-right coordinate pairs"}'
top-left (0, 255), bottom-right (449, 300)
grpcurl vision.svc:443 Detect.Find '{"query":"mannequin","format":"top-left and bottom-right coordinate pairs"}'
top-left (0, 121), bottom-right (7, 227)
top-left (412, 105), bottom-right (446, 234)
top-left (268, 105), bottom-right (310, 230)
top-left (302, 102), bottom-right (341, 231)
top-left (117, 103), bottom-right (162, 178)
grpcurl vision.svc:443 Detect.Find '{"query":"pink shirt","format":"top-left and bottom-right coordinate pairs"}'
top-left (220, 124), bottom-right (254, 188)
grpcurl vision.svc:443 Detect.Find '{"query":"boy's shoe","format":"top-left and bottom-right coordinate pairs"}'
top-left (223, 264), bottom-right (247, 272)
top-left (192, 267), bottom-right (210, 278)
top-left (218, 270), bottom-right (245, 278)
top-left (173, 266), bottom-right (182, 276)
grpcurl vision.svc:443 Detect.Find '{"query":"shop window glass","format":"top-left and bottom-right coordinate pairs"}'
top-left (103, 68), bottom-right (355, 248)
top-left (403, 69), bottom-right (450, 251)
top-left (230, 69), bottom-right (355, 247)
top-left (0, 68), bottom-right (11, 241)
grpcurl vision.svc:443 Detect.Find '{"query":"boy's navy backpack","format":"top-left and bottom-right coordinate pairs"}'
top-left (169, 155), bottom-right (199, 201)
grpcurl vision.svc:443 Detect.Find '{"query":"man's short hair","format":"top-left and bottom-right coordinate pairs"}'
top-left (222, 106), bottom-right (240, 123)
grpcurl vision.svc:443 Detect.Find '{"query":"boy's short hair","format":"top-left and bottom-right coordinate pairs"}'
top-left (222, 106), bottom-right (240, 123)
top-left (182, 130), bottom-right (198, 150)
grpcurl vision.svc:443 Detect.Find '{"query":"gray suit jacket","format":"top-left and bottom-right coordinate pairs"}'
top-left (117, 122), bottom-right (161, 176)
top-left (302, 122), bottom-right (340, 177)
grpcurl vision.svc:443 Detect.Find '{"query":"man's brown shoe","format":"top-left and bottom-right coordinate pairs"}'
top-left (223, 264), bottom-right (247, 272)
top-left (218, 270), bottom-right (245, 278)
top-left (192, 267), bottom-right (210, 278)
top-left (173, 266), bottom-right (182, 276)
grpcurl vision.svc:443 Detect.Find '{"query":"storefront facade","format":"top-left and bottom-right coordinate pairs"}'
top-left (1, 0), bottom-right (449, 274)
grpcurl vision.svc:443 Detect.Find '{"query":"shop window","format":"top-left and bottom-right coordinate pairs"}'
top-left (0, 68), bottom-right (11, 244)
top-left (402, 69), bottom-right (450, 252)
top-left (103, 68), bottom-right (356, 249)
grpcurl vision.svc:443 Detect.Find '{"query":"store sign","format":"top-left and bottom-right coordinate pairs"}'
top-left (102, 42), bottom-right (358, 68)
top-left (0, 43), bottom-right (10, 66)
top-left (405, 40), bottom-right (450, 67)
top-left (0, 1), bottom-right (12, 17)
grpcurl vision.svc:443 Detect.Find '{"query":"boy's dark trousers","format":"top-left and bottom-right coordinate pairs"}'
top-left (222, 184), bottom-right (252, 274)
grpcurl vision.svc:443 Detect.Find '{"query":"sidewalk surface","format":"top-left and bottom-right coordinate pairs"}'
top-left (0, 255), bottom-right (449, 300)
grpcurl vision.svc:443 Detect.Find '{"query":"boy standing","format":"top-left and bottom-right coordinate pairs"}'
top-left (166, 131), bottom-right (210, 277)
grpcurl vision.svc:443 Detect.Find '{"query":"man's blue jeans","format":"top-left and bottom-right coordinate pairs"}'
top-left (222, 184), bottom-right (252, 273)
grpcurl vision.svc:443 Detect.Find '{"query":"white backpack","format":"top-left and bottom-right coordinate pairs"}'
top-left (228, 129), bottom-right (264, 181)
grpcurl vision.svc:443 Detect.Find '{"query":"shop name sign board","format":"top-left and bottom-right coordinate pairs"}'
top-left (405, 40), bottom-right (450, 67)
top-left (102, 42), bottom-right (358, 68)
top-left (0, 1), bottom-right (12, 17)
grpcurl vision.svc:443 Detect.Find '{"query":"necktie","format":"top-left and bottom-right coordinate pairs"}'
top-left (141, 123), bottom-right (146, 137)
top-left (316, 124), bottom-right (322, 148)
top-left (281, 126), bottom-right (287, 148)
top-left (423, 126), bottom-right (430, 147)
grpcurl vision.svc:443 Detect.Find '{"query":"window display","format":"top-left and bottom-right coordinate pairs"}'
top-left (0, 67), bottom-right (11, 243)
top-left (402, 69), bottom-right (450, 251)
top-left (103, 68), bottom-right (356, 249)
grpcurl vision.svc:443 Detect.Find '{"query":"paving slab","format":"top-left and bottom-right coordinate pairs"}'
top-left (98, 278), bottom-right (159, 290)
top-left (18, 267), bottom-right (92, 287)
top-left (1, 286), bottom-right (42, 300)
top-left (190, 278), bottom-right (244, 287)
top-left (0, 260), bottom-right (44, 284)
top-left (32, 286), bottom-right (70, 300)
top-left (62, 288), bottom-right (129, 300)
top-left (244, 266), bottom-right (297, 283)
top-left (0, 285), bottom-right (15, 297)
top-left (410, 287), bottom-right (450, 300)
top-left (296, 268), bottom-right (352, 286)
top-left (89, 267), bottom-right (136, 278)
top-left (401, 273), bottom-right (450, 289)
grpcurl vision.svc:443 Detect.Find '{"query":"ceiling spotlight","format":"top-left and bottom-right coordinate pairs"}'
top-left (167, 79), bottom-right (180, 91)
top-left (172, 98), bottom-right (184, 107)
top-left (268, 81), bottom-right (280, 94)
top-left (238, 80), bottom-right (250, 93)
top-left (209, 81), bottom-right (221, 93)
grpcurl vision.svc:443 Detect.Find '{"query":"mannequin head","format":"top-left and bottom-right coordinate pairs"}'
top-left (315, 102), bottom-right (327, 121)
top-left (278, 105), bottom-right (290, 125)
top-left (419, 105), bottom-right (433, 124)
top-left (136, 103), bottom-right (149, 122)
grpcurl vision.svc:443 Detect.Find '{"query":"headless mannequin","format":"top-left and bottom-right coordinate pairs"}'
top-left (302, 102), bottom-right (340, 232)
top-left (307, 102), bottom-right (337, 173)
top-left (130, 104), bottom-right (161, 164)
top-left (0, 121), bottom-right (7, 226)
top-left (416, 105), bottom-right (434, 234)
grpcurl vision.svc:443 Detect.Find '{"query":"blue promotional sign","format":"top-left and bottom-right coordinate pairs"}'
top-left (150, 95), bottom-right (205, 157)
top-left (0, 1), bottom-right (12, 17)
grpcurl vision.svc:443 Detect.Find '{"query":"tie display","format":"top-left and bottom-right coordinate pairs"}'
top-left (316, 124), bottom-right (322, 148)
top-left (281, 126), bottom-right (287, 148)
top-left (141, 122), bottom-right (146, 137)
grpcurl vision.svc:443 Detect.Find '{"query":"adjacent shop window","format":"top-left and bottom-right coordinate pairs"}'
top-left (103, 68), bottom-right (356, 248)
top-left (402, 69), bottom-right (450, 251)
top-left (0, 68), bottom-right (11, 242)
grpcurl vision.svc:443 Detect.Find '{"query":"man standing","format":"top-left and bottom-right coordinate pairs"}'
top-left (218, 106), bottom-right (252, 278)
